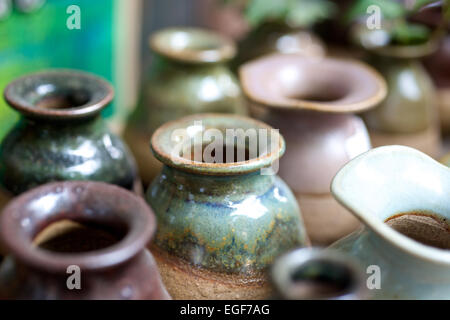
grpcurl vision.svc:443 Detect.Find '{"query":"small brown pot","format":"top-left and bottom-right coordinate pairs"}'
top-left (0, 181), bottom-right (170, 300)
top-left (240, 54), bottom-right (387, 245)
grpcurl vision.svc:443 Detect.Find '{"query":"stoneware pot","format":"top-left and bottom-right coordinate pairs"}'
top-left (271, 248), bottom-right (367, 300)
top-left (0, 70), bottom-right (139, 210)
top-left (361, 40), bottom-right (441, 156)
top-left (0, 181), bottom-right (170, 299)
top-left (240, 53), bottom-right (387, 245)
top-left (331, 145), bottom-right (450, 299)
top-left (232, 21), bottom-right (326, 72)
top-left (124, 27), bottom-right (247, 186)
top-left (146, 113), bottom-right (309, 299)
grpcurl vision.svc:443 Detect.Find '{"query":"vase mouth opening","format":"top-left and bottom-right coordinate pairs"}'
top-left (239, 53), bottom-right (387, 113)
top-left (271, 248), bottom-right (366, 300)
top-left (4, 69), bottom-right (114, 120)
top-left (0, 181), bottom-right (155, 273)
top-left (150, 27), bottom-right (236, 64)
top-left (150, 113), bottom-right (285, 176)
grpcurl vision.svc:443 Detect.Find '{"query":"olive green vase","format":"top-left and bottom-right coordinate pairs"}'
top-left (145, 114), bottom-right (308, 299)
top-left (362, 41), bottom-right (441, 156)
top-left (0, 69), bottom-right (139, 210)
top-left (124, 27), bottom-right (247, 186)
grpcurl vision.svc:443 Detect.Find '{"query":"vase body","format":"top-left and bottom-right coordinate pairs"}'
top-left (254, 108), bottom-right (370, 245)
top-left (124, 27), bottom-right (247, 186)
top-left (232, 22), bottom-right (325, 71)
top-left (363, 48), bottom-right (440, 156)
top-left (146, 114), bottom-right (308, 299)
top-left (239, 54), bottom-right (387, 246)
top-left (331, 146), bottom-right (450, 299)
top-left (0, 70), bottom-right (139, 209)
top-left (0, 181), bottom-right (170, 300)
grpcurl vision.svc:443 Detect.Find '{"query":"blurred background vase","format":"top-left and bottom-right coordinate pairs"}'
top-left (0, 70), bottom-right (139, 210)
top-left (146, 114), bottom-right (308, 299)
top-left (123, 27), bottom-right (246, 187)
top-left (361, 40), bottom-right (441, 157)
top-left (0, 181), bottom-right (170, 299)
top-left (240, 54), bottom-right (387, 245)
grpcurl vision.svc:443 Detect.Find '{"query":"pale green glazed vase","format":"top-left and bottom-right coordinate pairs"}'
top-left (331, 145), bottom-right (450, 299)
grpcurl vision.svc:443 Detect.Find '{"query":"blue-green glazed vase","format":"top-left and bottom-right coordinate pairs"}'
top-left (0, 70), bottom-right (139, 209)
top-left (146, 113), bottom-right (308, 299)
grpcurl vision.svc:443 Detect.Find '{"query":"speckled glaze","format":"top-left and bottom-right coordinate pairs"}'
top-left (146, 114), bottom-right (308, 299)
top-left (331, 146), bottom-right (450, 299)
top-left (362, 41), bottom-right (441, 156)
top-left (0, 181), bottom-right (170, 300)
top-left (124, 27), bottom-right (247, 186)
top-left (240, 54), bottom-right (387, 245)
top-left (232, 22), bottom-right (326, 71)
top-left (0, 70), bottom-right (139, 205)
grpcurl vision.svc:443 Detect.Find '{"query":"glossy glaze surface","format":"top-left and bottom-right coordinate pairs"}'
top-left (0, 70), bottom-right (138, 196)
top-left (0, 181), bottom-right (170, 300)
top-left (148, 165), bottom-right (306, 274)
top-left (331, 146), bottom-right (450, 299)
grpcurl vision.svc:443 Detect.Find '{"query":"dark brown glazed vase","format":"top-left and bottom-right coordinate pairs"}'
top-left (0, 181), bottom-right (170, 299)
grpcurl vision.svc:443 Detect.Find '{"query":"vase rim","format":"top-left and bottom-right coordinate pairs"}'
top-left (331, 145), bottom-right (450, 266)
top-left (149, 27), bottom-right (236, 64)
top-left (239, 53), bottom-right (387, 113)
top-left (367, 36), bottom-right (440, 59)
top-left (150, 113), bottom-right (285, 175)
top-left (3, 69), bottom-right (114, 120)
top-left (271, 248), bottom-right (367, 300)
top-left (0, 181), bottom-right (155, 273)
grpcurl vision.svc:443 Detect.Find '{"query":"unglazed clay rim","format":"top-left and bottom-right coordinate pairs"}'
top-left (239, 53), bottom-right (387, 113)
top-left (3, 69), bottom-right (114, 119)
top-left (331, 145), bottom-right (450, 266)
top-left (271, 248), bottom-right (366, 300)
top-left (151, 113), bottom-right (285, 175)
top-left (0, 181), bottom-right (156, 273)
top-left (150, 27), bottom-right (236, 64)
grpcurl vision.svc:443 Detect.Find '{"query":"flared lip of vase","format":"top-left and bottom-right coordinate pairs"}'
top-left (331, 145), bottom-right (450, 266)
top-left (150, 113), bottom-right (285, 175)
top-left (3, 69), bottom-right (114, 120)
top-left (149, 27), bottom-right (236, 64)
top-left (239, 53), bottom-right (387, 113)
top-left (0, 181), bottom-right (156, 273)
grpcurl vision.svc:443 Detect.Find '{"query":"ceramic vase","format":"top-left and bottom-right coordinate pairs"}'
top-left (240, 53), bottom-right (387, 245)
top-left (331, 146), bottom-right (450, 299)
top-left (362, 41), bottom-right (441, 156)
top-left (146, 113), bottom-right (309, 299)
top-left (0, 70), bottom-right (140, 209)
top-left (271, 248), bottom-right (367, 300)
top-left (232, 21), bottom-right (326, 71)
top-left (0, 181), bottom-right (170, 299)
top-left (124, 27), bottom-right (247, 186)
